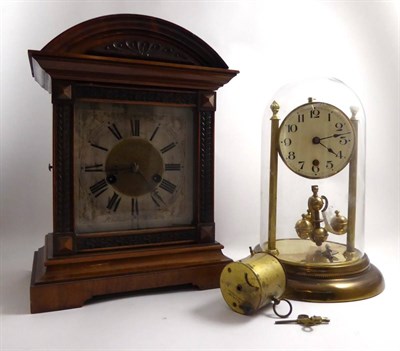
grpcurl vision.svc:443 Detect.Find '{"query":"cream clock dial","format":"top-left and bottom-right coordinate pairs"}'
top-left (74, 102), bottom-right (194, 233)
top-left (278, 101), bottom-right (355, 179)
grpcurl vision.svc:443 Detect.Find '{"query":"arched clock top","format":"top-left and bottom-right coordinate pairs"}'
top-left (40, 14), bottom-right (228, 68)
top-left (28, 14), bottom-right (237, 92)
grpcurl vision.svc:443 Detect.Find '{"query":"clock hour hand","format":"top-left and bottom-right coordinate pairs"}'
top-left (312, 137), bottom-right (338, 157)
top-left (320, 142), bottom-right (338, 157)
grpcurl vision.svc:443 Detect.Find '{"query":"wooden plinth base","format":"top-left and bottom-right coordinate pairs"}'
top-left (30, 242), bottom-right (231, 313)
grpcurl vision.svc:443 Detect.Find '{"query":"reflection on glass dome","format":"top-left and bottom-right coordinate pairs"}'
top-left (257, 77), bottom-right (383, 302)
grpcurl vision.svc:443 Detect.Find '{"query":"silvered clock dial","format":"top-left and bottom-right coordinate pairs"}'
top-left (74, 102), bottom-right (194, 233)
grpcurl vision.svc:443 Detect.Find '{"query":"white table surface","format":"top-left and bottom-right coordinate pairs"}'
top-left (1, 241), bottom-right (399, 351)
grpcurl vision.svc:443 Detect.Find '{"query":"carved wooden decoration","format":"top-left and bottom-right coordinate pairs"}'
top-left (29, 14), bottom-right (238, 313)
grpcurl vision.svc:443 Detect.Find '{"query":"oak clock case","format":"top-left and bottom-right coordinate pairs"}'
top-left (28, 14), bottom-right (238, 313)
top-left (259, 78), bottom-right (384, 302)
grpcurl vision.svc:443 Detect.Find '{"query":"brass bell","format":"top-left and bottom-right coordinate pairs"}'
top-left (295, 213), bottom-right (313, 239)
top-left (330, 210), bottom-right (348, 235)
top-left (311, 227), bottom-right (329, 246)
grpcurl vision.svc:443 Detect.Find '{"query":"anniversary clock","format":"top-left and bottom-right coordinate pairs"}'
top-left (28, 14), bottom-right (238, 313)
top-left (259, 77), bottom-right (384, 302)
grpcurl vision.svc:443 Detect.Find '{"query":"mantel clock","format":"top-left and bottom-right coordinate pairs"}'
top-left (259, 77), bottom-right (384, 302)
top-left (28, 14), bottom-right (238, 313)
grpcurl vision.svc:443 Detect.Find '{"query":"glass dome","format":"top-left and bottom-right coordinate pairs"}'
top-left (260, 77), bottom-right (366, 268)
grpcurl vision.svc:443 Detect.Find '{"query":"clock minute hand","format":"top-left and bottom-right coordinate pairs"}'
top-left (319, 132), bottom-right (351, 141)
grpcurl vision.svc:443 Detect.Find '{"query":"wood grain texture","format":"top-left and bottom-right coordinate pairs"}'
top-left (28, 14), bottom-right (237, 313)
top-left (31, 238), bottom-right (231, 313)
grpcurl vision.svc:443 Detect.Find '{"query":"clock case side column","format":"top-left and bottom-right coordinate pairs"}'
top-left (51, 80), bottom-right (76, 256)
top-left (196, 91), bottom-right (217, 243)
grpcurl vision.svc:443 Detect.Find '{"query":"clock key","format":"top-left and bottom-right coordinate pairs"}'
top-left (275, 314), bottom-right (330, 327)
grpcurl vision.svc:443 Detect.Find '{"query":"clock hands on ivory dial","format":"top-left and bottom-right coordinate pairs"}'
top-left (312, 132), bottom-right (351, 158)
top-left (318, 131), bottom-right (351, 141)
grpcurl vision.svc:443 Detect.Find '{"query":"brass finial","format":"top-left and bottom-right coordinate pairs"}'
top-left (270, 100), bottom-right (280, 120)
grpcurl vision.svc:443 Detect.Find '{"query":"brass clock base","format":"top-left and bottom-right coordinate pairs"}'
top-left (257, 240), bottom-right (384, 302)
top-left (30, 236), bottom-right (231, 313)
top-left (280, 254), bottom-right (385, 302)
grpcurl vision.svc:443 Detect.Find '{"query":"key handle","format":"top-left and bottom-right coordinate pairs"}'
top-left (275, 314), bottom-right (330, 328)
top-left (272, 297), bottom-right (293, 318)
